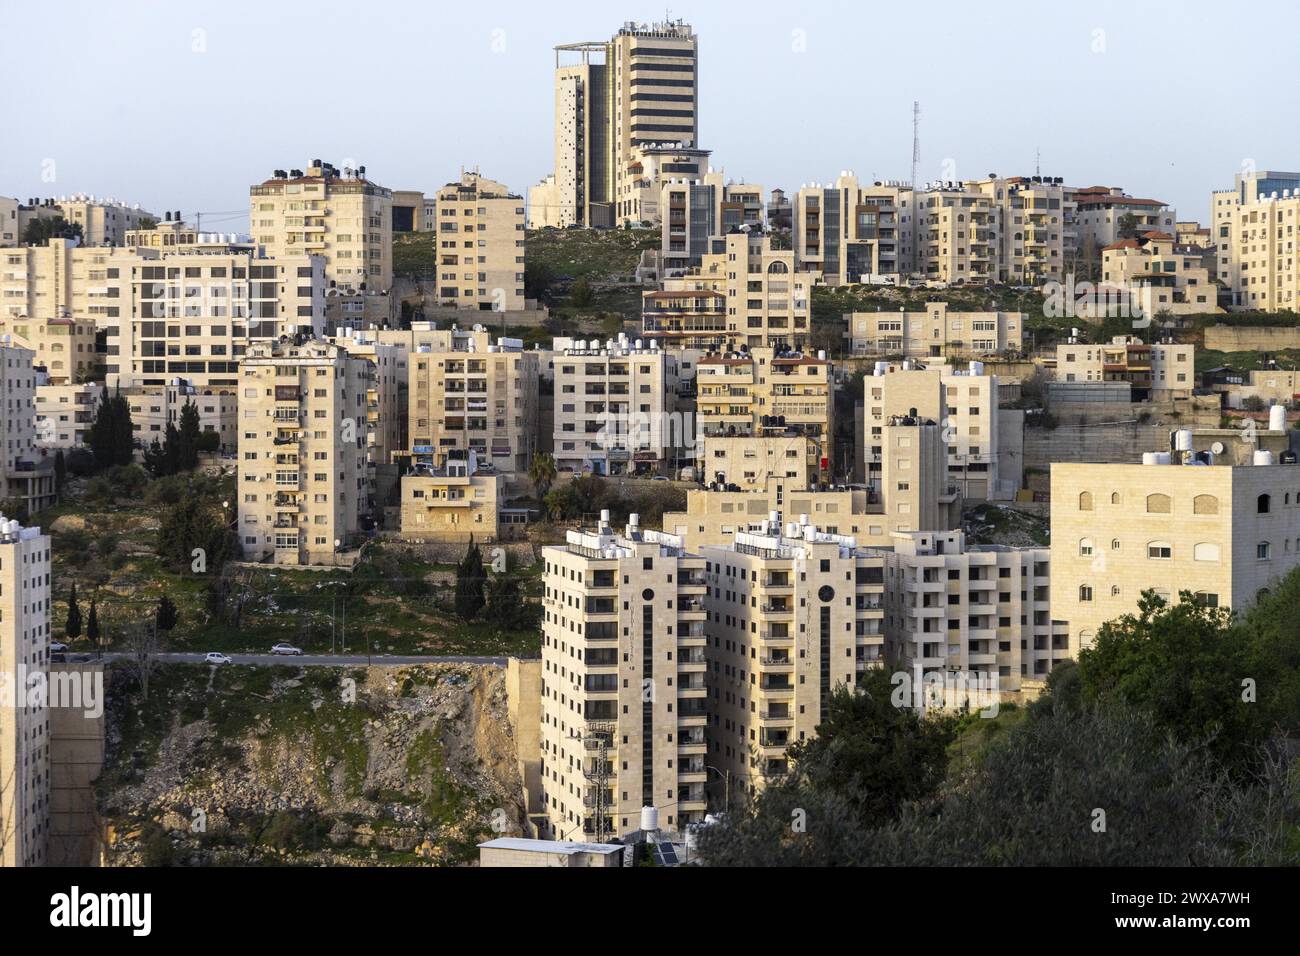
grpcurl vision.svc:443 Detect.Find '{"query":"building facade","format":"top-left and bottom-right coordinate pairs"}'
top-left (433, 171), bottom-right (526, 312)
top-left (846, 302), bottom-right (1024, 358)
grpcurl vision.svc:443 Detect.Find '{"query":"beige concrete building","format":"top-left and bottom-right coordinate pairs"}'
top-left (1101, 232), bottom-right (1219, 316)
top-left (478, 837), bottom-right (624, 867)
top-left (0, 315), bottom-right (98, 384)
top-left (0, 197), bottom-right (19, 246)
top-left (846, 302), bottom-right (1025, 358)
top-left (701, 517), bottom-right (886, 794)
top-left (331, 329), bottom-right (406, 469)
top-left (251, 160), bottom-right (392, 293)
top-left (0, 518), bottom-right (52, 867)
top-left (863, 360), bottom-right (1006, 501)
top-left (1054, 336), bottom-right (1194, 400)
top-left (1051, 453), bottom-right (1300, 654)
top-left (126, 378), bottom-right (238, 453)
top-left (878, 529), bottom-right (1064, 694)
top-left (6, 194), bottom-right (156, 247)
top-left (0, 238), bottom-right (326, 390)
top-left (400, 452), bottom-right (501, 542)
top-left (401, 325), bottom-right (539, 476)
top-left (1070, 185), bottom-right (1176, 256)
top-left (617, 144), bottom-right (713, 226)
top-left (1222, 191), bottom-right (1300, 312)
top-left (533, 20), bottom-right (698, 229)
top-left (0, 344), bottom-right (56, 513)
top-left (540, 516), bottom-right (708, 839)
top-left (640, 287), bottom-right (727, 350)
top-left (34, 383), bottom-right (101, 450)
top-left (237, 340), bottom-right (370, 565)
top-left (695, 348), bottom-right (834, 487)
top-left (795, 173), bottom-right (916, 284)
top-left (433, 171), bottom-right (526, 312)
top-left (1210, 169), bottom-right (1300, 289)
top-left (659, 173), bottom-right (764, 276)
top-left (551, 335), bottom-right (679, 475)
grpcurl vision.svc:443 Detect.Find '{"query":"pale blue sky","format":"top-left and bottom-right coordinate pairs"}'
top-left (3, 0), bottom-right (1297, 230)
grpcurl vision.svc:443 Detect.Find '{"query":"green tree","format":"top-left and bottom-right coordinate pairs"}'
top-left (65, 583), bottom-right (82, 640)
top-left (524, 261), bottom-right (555, 302)
top-left (527, 451), bottom-right (557, 502)
top-left (485, 573), bottom-right (539, 631)
top-left (156, 497), bottom-right (237, 574)
top-left (177, 399), bottom-right (201, 470)
top-left (1078, 589), bottom-right (1260, 772)
top-left (86, 598), bottom-right (100, 648)
top-left (88, 386), bottom-right (115, 469)
top-left (155, 594), bottom-right (179, 634)
top-left (454, 537), bottom-right (487, 621)
top-left (569, 275), bottom-right (594, 308)
top-left (1117, 211), bottom-right (1140, 239)
top-left (22, 216), bottom-right (83, 245)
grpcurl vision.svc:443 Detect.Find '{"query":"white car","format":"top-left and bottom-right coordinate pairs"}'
top-left (270, 643), bottom-right (303, 656)
top-left (50, 641), bottom-right (68, 653)
top-left (205, 652), bottom-right (233, 665)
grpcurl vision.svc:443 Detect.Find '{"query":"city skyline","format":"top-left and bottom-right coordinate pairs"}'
top-left (4, 0), bottom-right (1299, 228)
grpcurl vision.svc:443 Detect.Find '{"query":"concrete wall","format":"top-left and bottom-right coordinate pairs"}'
top-left (47, 663), bottom-right (106, 867)
top-left (1203, 325), bottom-right (1300, 352)
top-left (505, 657), bottom-right (543, 837)
top-left (1025, 422), bottom-right (1173, 472)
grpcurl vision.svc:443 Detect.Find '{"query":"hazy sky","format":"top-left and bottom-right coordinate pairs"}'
top-left (3, 0), bottom-right (1298, 230)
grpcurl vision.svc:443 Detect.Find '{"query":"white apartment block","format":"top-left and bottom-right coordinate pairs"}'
top-left (1223, 191), bottom-right (1300, 311)
top-left (700, 517), bottom-right (886, 794)
top-left (0, 316), bottom-right (98, 385)
top-left (846, 302), bottom-right (1024, 358)
top-left (237, 340), bottom-right (370, 566)
top-left (0, 344), bottom-right (56, 514)
top-left (1101, 232), bottom-right (1220, 315)
top-left (0, 238), bottom-right (327, 390)
top-left (126, 378), bottom-right (238, 453)
top-left (34, 383), bottom-right (101, 450)
top-left (3, 194), bottom-right (155, 247)
top-left (1069, 185), bottom-right (1176, 256)
top-left (251, 160), bottom-right (392, 293)
top-left (433, 171), bottom-right (526, 312)
top-left (660, 172), bottom-right (764, 276)
top-left (540, 515), bottom-right (709, 840)
top-left (863, 360), bottom-right (1004, 501)
top-left (0, 518), bottom-right (52, 867)
top-left (878, 529), bottom-right (1065, 695)
top-left (1054, 336), bottom-right (1194, 400)
top-left (551, 335), bottom-right (679, 475)
top-left (1210, 169), bottom-right (1300, 289)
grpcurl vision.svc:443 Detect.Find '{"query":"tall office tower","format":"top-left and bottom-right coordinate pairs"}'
top-left (237, 339), bottom-right (371, 566)
top-left (0, 517), bottom-right (52, 867)
top-left (540, 514), bottom-right (709, 840)
top-left (530, 20), bottom-right (697, 229)
top-left (251, 160), bottom-right (393, 293)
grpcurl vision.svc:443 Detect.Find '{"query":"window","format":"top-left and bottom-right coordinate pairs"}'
top-left (1257, 541), bottom-right (1272, 560)
top-left (1193, 542), bottom-right (1220, 562)
top-left (1193, 494), bottom-right (1218, 515)
top-left (1111, 538), bottom-right (1121, 551)
top-left (1194, 592), bottom-right (1219, 607)
top-left (1078, 538), bottom-right (1094, 556)
top-left (1079, 585), bottom-right (1093, 602)
top-left (1110, 492), bottom-right (1121, 505)
top-left (1078, 491), bottom-right (1093, 511)
top-left (1146, 493), bottom-right (1171, 514)
top-left (1111, 585), bottom-right (1121, 596)
top-left (1258, 494), bottom-right (1271, 514)
top-left (1147, 542), bottom-right (1172, 560)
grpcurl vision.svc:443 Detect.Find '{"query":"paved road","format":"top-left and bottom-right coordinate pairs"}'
top-left (96, 652), bottom-right (508, 667)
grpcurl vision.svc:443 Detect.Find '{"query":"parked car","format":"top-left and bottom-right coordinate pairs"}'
top-left (270, 643), bottom-right (303, 656)
top-left (205, 652), bottom-right (233, 665)
top-left (50, 641), bottom-right (68, 653)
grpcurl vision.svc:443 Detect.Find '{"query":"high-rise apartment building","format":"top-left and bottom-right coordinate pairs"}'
top-left (1051, 451), bottom-right (1300, 655)
top-left (237, 340), bottom-right (370, 565)
top-left (0, 344), bottom-right (56, 514)
top-left (551, 335), bottom-right (679, 475)
top-left (0, 517), bottom-right (52, 867)
top-left (795, 173), bottom-right (915, 284)
top-left (432, 171), bottom-right (526, 312)
top-left (0, 315), bottom-right (98, 385)
top-left (401, 326), bottom-right (539, 476)
top-left (695, 347), bottom-right (834, 488)
top-left (700, 517), bottom-right (886, 795)
top-left (532, 20), bottom-right (698, 229)
top-left (1210, 168), bottom-right (1300, 287)
top-left (540, 515), bottom-right (709, 839)
top-left (251, 160), bottom-right (392, 293)
top-left (1221, 191), bottom-right (1300, 311)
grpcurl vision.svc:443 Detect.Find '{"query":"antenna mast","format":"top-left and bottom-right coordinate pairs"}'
top-left (911, 101), bottom-right (921, 189)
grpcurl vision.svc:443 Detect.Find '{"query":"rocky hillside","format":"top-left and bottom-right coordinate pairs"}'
top-left (98, 663), bottom-right (526, 866)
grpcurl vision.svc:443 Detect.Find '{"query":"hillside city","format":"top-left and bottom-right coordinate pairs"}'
top-left (2, 15), bottom-right (1300, 873)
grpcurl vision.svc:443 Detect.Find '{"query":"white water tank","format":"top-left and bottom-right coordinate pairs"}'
top-left (1269, 405), bottom-right (1287, 432)
top-left (1174, 429), bottom-right (1193, 452)
top-left (1254, 450), bottom-right (1274, 466)
top-left (1155, 452), bottom-right (1172, 465)
top-left (640, 806), bottom-right (659, 833)
top-left (1142, 452), bottom-right (1160, 465)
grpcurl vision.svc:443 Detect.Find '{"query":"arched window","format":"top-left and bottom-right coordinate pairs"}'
top-left (1193, 494), bottom-right (1218, 515)
top-left (1079, 538), bottom-right (1095, 556)
top-left (1079, 491), bottom-right (1094, 511)
top-left (1079, 585), bottom-right (1094, 602)
top-left (1078, 629), bottom-right (1095, 648)
top-left (1147, 541), bottom-right (1172, 559)
top-left (1110, 492), bottom-right (1121, 505)
top-left (1257, 541), bottom-right (1272, 560)
top-left (1193, 542), bottom-right (1220, 562)
top-left (1146, 493), bottom-right (1171, 513)
top-left (1258, 494), bottom-right (1271, 514)
top-left (1111, 585), bottom-right (1121, 596)
top-left (1111, 538), bottom-right (1121, 550)
top-left (767, 260), bottom-right (789, 274)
